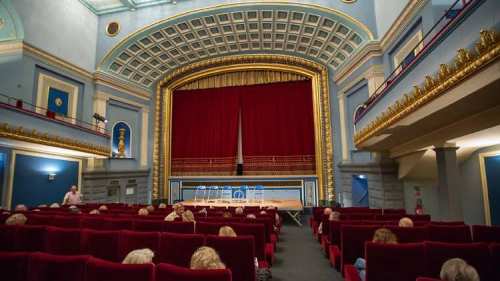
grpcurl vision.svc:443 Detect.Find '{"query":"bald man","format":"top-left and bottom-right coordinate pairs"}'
top-left (63, 185), bottom-right (82, 205)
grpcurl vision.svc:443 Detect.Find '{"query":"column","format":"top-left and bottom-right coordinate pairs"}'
top-left (365, 65), bottom-right (385, 97)
top-left (434, 144), bottom-right (463, 220)
top-left (140, 108), bottom-right (149, 168)
top-left (338, 93), bottom-right (350, 161)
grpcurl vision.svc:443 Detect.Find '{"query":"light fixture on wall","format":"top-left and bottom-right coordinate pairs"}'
top-left (48, 173), bottom-right (56, 181)
top-left (93, 113), bottom-right (108, 124)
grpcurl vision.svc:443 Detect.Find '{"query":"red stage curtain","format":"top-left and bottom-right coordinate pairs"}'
top-left (240, 80), bottom-right (316, 175)
top-left (171, 87), bottom-right (240, 175)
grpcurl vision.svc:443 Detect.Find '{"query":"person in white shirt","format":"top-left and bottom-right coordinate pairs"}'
top-left (164, 203), bottom-right (184, 221)
top-left (62, 185), bottom-right (82, 205)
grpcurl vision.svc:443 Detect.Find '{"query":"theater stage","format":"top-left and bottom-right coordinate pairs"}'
top-left (181, 199), bottom-right (304, 226)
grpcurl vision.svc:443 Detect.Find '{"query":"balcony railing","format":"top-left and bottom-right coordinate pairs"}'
top-left (0, 93), bottom-right (109, 137)
top-left (354, 0), bottom-right (478, 124)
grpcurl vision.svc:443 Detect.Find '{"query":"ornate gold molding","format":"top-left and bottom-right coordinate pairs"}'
top-left (0, 122), bottom-right (110, 156)
top-left (94, 71), bottom-right (151, 100)
top-left (152, 54), bottom-right (334, 202)
top-left (355, 29), bottom-right (500, 147)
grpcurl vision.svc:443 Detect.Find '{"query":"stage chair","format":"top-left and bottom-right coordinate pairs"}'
top-left (194, 185), bottom-right (207, 203)
top-left (85, 256), bottom-right (155, 281)
top-left (428, 225), bottom-right (472, 243)
top-left (81, 229), bottom-right (120, 262)
top-left (158, 232), bottom-right (205, 267)
top-left (206, 235), bottom-right (256, 281)
top-left (0, 251), bottom-right (29, 281)
top-left (156, 263), bottom-right (232, 281)
top-left (45, 226), bottom-right (82, 255)
top-left (27, 252), bottom-right (90, 281)
top-left (424, 241), bottom-right (492, 281)
top-left (117, 230), bottom-right (160, 262)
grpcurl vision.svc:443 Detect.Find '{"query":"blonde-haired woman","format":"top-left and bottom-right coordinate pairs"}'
top-left (165, 203), bottom-right (184, 221)
top-left (440, 258), bottom-right (480, 281)
top-left (182, 210), bottom-right (195, 223)
top-left (398, 217), bottom-right (414, 228)
top-left (138, 208), bottom-right (149, 216)
top-left (5, 213), bottom-right (27, 225)
top-left (14, 204), bottom-right (28, 212)
top-left (98, 205), bottom-right (108, 211)
top-left (190, 246), bottom-right (226, 270)
top-left (218, 226), bottom-right (237, 237)
top-left (355, 228), bottom-right (398, 281)
top-left (122, 248), bottom-right (155, 264)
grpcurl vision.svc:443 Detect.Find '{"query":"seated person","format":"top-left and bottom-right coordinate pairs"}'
top-left (146, 205), bottom-right (155, 213)
top-left (218, 226), bottom-right (237, 237)
top-left (98, 205), bottom-right (108, 211)
top-left (355, 228), bottom-right (398, 281)
top-left (158, 203), bottom-right (167, 209)
top-left (318, 209), bottom-right (338, 235)
top-left (198, 208), bottom-right (208, 217)
top-left (14, 204), bottom-right (28, 212)
top-left (89, 209), bottom-right (100, 215)
top-left (190, 246), bottom-right (226, 270)
top-left (259, 210), bottom-right (267, 215)
top-left (235, 207), bottom-right (244, 215)
top-left (138, 208), bottom-right (149, 216)
top-left (164, 203), bottom-right (184, 221)
top-left (222, 211), bottom-right (232, 218)
top-left (440, 258), bottom-right (479, 281)
top-left (246, 213), bottom-right (256, 219)
top-left (182, 210), bottom-right (195, 222)
top-left (50, 203), bottom-right (60, 208)
top-left (5, 213), bottom-right (27, 225)
top-left (398, 217), bottom-right (414, 228)
top-left (122, 248), bottom-right (154, 264)
top-left (37, 204), bottom-right (47, 208)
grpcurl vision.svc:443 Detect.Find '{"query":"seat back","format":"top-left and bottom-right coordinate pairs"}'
top-left (0, 225), bottom-right (19, 251)
top-left (428, 225), bottom-right (471, 243)
top-left (328, 220), bottom-right (370, 247)
top-left (16, 225), bottom-right (47, 252)
top-left (0, 251), bottom-right (29, 281)
top-left (133, 219), bottom-right (164, 232)
top-left (104, 218), bottom-right (133, 231)
top-left (27, 252), bottom-right (90, 281)
top-left (489, 243), bottom-right (500, 278)
top-left (85, 256), bottom-right (155, 281)
top-left (196, 221), bottom-right (223, 235)
top-left (386, 226), bottom-right (429, 243)
top-left (156, 262), bottom-right (232, 281)
top-left (51, 215), bottom-right (81, 228)
top-left (158, 233), bottom-right (205, 267)
top-left (340, 225), bottom-right (378, 270)
top-left (81, 229), bottom-right (120, 262)
top-left (365, 242), bottom-right (426, 281)
top-left (117, 230), bottom-right (160, 262)
top-left (26, 215), bottom-right (53, 226)
top-left (206, 235), bottom-right (255, 281)
top-left (472, 225), bottom-right (500, 242)
top-left (231, 223), bottom-right (266, 261)
top-left (81, 216), bottom-right (106, 230)
top-left (163, 221), bottom-right (195, 234)
top-left (45, 226), bottom-right (82, 255)
top-left (424, 241), bottom-right (492, 281)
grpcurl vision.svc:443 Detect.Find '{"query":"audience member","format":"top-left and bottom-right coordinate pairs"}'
top-left (38, 204), bottom-right (47, 208)
top-left (190, 246), bottom-right (226, 270)
top-left (330, 211), bottom-right (341, 221)
top-left (69, 206), bottom-right (82, 214)
top-left (318, 208), bottom-right (336, 235)
top-left (222, 211), bottom-right (232, 218)
top-left (50, 203), bottom-right (60, 208)
top-left (14, 204), bottom-right (28, 212)
top-left (146, 205), bottom-right (155, 213)
top-left (235, 207), bottom-right (244, 215)
top-left (158, 203), bottom-right (167, 209)
top-left (165, 203), bottom-right (184, 221)
top-left (122, 248), bottom-right (154, 264)
top-left (5, 213), bottom-right (27, 225)
top-left (32, 208), bottom-right (40, 212)
top-left (246, 214), bottom-right (256, 219)
top-left (89, 209), bottom-right (100, 215)
top-left (259, 210), bottom-right (267, 215)
top-left (98, 205), bottom-right (108, 211)
top-left (198, 208), bottom-right (208, 217)
top-left (355, 228), bottom-right (398, 281)
top-left (182, 210), bottom-right (195, 223)
top-left (62, 185), bottom-right (82, 205)
top-left (218, 226), bottom-right (237, 237)
top-left (398, 217), bottom-right (414, 228)
top-left (440, 258), bottom-right (480, 281)
top-left (138, 208), bottom-right (149, 216)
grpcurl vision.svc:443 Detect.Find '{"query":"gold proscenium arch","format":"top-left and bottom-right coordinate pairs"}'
top-left (153, 54), bottom-right (334, 202)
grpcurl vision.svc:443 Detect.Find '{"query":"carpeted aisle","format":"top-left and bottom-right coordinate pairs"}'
top-left (271, 217), bottom-right (344, 281)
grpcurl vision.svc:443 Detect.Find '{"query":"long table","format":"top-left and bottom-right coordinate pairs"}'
top-left (181, 199), bottom-right (304, 226)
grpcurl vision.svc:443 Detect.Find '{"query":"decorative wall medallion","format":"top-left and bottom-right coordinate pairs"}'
top-left (106, 21), bottom-right (120, 37)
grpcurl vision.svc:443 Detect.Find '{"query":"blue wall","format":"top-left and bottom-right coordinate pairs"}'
top-left (11, 153), bottom-right (80, 208)
top-left (484, 155), bottom-right (500, 225)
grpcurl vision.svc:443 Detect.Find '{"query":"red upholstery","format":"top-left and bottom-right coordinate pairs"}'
top-left (85, 256), bottom-right (155, 281)
top-left (117, 230), bottom-right (160, 262)
top-left (231, 223), bottom-right (267, 262)
top-left (386, 226), bottom-right (429, 243)
top-left (428, 225), bottom-right (471, 243)
top-left (104, 218), bottom-right (133, 231)
top-left (163, 221), bottom-right (195, 234)
top-left (45, 227), bottom-right (82, 255)
top-left (81, 229), bottom-right (120, 262)
top-left (51, 215), bottom-right (81, 228)
top-left (342, 213), bottom-right (376, 220)
top-left (415, 278), bottom-right (441, 281)
top-left (340, 225), bottom-right (378, 271)
top-left (424, 241), bottom-right (492, 281)
top-left (156, 262), bottom-right (232, 281)
top-left (196, 222), bottom-right (222, 235)
top-left (343, 264), bottom-right (361, 281)
top-left (489, 243), bottom-right (500, 278)
top-left (133, 219), bottom-right (164, 232)
top-left (429, 221), bottom-right (464, 225)
top-left (472, 225), bottom-right (500, 242)
top-left (206, 235), bottom-right (256, 281)
top-left (81, 216), bottom-right (105, 230)
top-left (158, 232), bottom-right (205, 267)
top-left (26, 215), bottom-right (53, 226)
top-left (27, 252), bottom-right (90, 281)
top-left (0, 225), bottom-right (19, 251)
top-left (0, 251), bottom-right (29, 281)
top-left (16, 225), bottom-right (47, 252)
top-left (365, 242), bottom-right (426, 281)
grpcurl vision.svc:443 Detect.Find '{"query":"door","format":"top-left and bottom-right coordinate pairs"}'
top-left (483, 155), bottom-right (500, 225)
top-left (352, 175), bottom-right (369, 207)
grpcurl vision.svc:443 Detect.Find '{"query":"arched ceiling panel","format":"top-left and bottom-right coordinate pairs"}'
top-left (99, 3), bottom-right (373, 89)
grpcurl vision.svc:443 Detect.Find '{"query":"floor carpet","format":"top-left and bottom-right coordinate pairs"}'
top-left (271, 217), bottom-right (344, 281)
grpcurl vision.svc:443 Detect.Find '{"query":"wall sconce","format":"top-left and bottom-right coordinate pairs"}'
top-left (48, 173), bottom-right (56, 181)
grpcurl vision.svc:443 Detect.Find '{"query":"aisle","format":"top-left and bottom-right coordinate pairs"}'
top-left (271, 219), bottom-right (344, 281)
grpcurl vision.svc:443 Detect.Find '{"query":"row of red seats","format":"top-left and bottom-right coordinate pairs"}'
top-left (343, 241), bottom-right (500, 281)
top-left (0, 251), bottom-right (231, 281)
top-left (0, 225), bottom-right (258, 281)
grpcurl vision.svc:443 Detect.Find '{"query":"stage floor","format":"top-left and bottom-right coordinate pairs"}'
top-left (181, 199), bottom-right (303, 211)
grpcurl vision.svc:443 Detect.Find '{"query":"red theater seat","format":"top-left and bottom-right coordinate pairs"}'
top-left (45, 227), bottom-right (82, 255)
top-left (424, 241), bottom-right (492, 281)
top-left (428, 225), bottom-right (471, 243)
top-left (472, 225), bottom-right (500, 242)
top-left (158, 232), bottom-right (205, 267)
top-left (416, 278), bottom-right (441, 281)
top-left (16, 225), bottom-right (47, 252)
top-left (81, 216), bottom-right (106, 230)
top-left (156, 262), bottom-right (232, 281)
top-left (0, 251), bottom-right (29, 281)
top-left (364, 242), bottom-right (426, 281)
top-left (489, 243), bottom-right (500, 277)
top-left (163, 221), bottom-right (195, 234)
top-left (0, 225), bottom-right (19, 251)
top-left (85, 257), bottom-right (155, 281)
top-left (386, 226), bottom-right (429, 243)
top-left (196, 221), bottom-right (223, 235)
top-left (133, 219), bottom-right (164, 232)
top-left (81, 229), bottom-right (120, 262)
top-left (27, 252), bottom-right (90, 281)
top-left (206, 235), bottom-right (256, 281)
top-left (51, 215), bottom-right (81, 228)
top-left (231, 223), bottom-right (267, 265)
top-left (340, 225), bottom-right (378, 271)
top-left (118, 230), bottom-right (160, 262)
top-left (104, 218), bottom-right (133, 231)
top-left (26, 215), bottom-right (53, 226)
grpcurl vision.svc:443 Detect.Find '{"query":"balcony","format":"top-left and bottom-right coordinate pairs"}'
top-left (0, 93), bottom-right (110, 158)
top-left (354, 0), bottom-right (500, 151)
